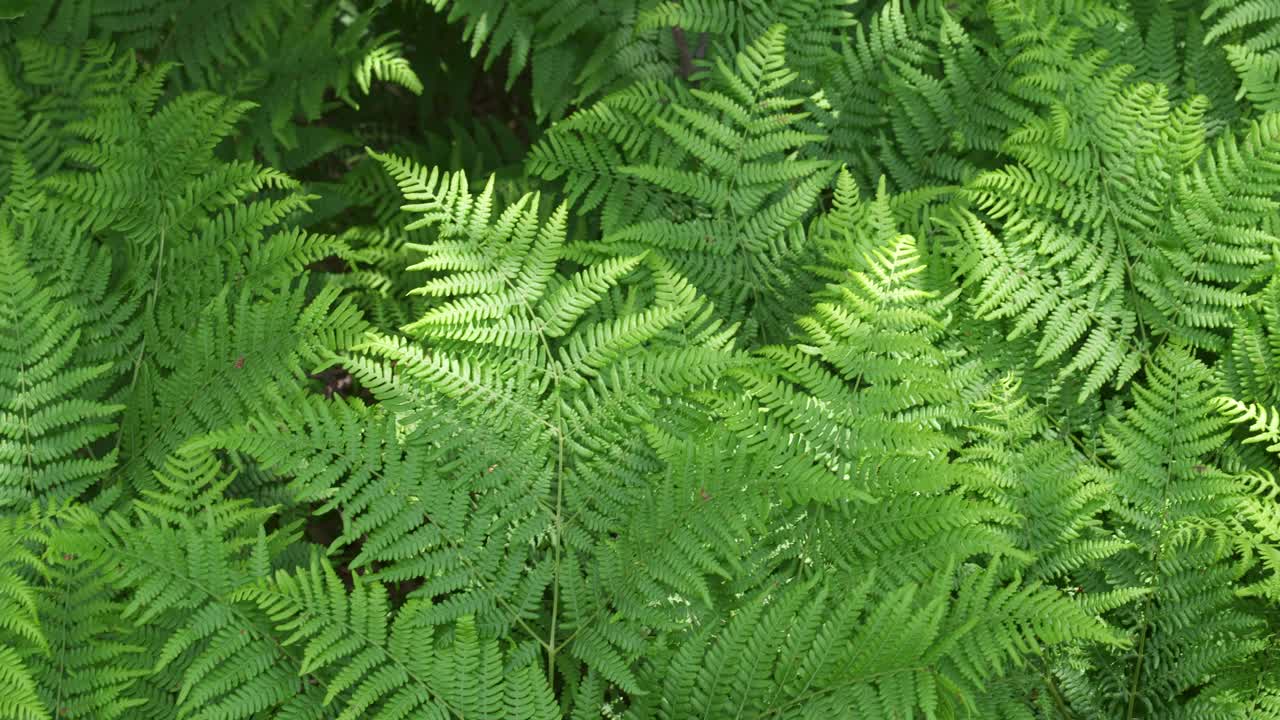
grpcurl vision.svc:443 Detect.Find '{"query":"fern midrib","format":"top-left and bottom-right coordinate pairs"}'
top-left (47, 563), bottom-right (77, 717)
top-left (475, 231), bottom-right (568, 683)
top-left (1123, 381), bottom-right (1183, 720)
top-left (1094, 126), bottom-right (1154, 362)
top-left (15, 324), bottom-right (34, 487)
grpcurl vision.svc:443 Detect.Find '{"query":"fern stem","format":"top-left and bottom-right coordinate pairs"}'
top-left (1125, 619), bottom-right (1149, 720)
top-left (1125, 378), bottom-right (1181, 719)
top-left (111, 225), bottom-right (166, 457)
top-left (1095, 158), bottom-right (1151, 359)
top-left (547, 422), bottom-right (564, 685)
top-left (1039, 657), bottom-right (1074, 720)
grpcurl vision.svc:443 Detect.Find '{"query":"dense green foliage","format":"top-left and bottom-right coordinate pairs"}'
top-left (3, 0), bottom-right (1280, 717)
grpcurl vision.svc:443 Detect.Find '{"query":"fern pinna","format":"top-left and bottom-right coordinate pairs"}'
top-left (5, 1), bottom-right (1280, 719)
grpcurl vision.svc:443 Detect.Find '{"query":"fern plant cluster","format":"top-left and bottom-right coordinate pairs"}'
top-left (4, 0), bottom-right (1280, 718)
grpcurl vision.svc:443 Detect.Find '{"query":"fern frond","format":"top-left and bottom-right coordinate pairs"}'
top-left (1093, 344), bottom-right (1267, 716)
top-left (955, 76), bottom-right (1280, 400)
top-left (249, 555), bottom-right (558, 720)
top-left (959, 374), bottom-right (1128, 584)
top-left (1205, 0), bottom-right (1280, 113)
top-left (628, 562), bottom-right (1119, 718)
top-left (826, 0), bottom-right (1033, 191)
top-left (532, 25), bottom-right (836, 340)
top-left (117, 283), bottom-right (367, 493)
top-left (1221, 273), bottom-right (1280, 407)
top-left (353, 37), bottom-right (424, 97)
top-left (1214, 396), bottom-right (1280, 456)
top-left (27, 510), bottom-right (147, 720)
top-left (64, 445), bottom-right (324, 720)
top-left (0, 508), bottom-right (48, 720)
top-left (201, 392), bottom-right (557, 635)
top-left (0, 217), bottom-right (122, 508)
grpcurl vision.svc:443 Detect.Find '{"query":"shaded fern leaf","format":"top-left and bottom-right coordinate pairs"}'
top-left (248, 555), bottom-right (558, 720)
top-left (9, 0), bottom-right (421, 163)
top-left (1092, 345), bottom-right (1267, 717)
top-left (626, 563), bottom-right (1119, 719)
top-left (71, 446), bottom-right (331, 720)
top-left (0, 507), bottom-right (49, 720)
top-left (0, 215), bottom-right (122, 509)
top-left (824, 0), bottom-right (1034, 192)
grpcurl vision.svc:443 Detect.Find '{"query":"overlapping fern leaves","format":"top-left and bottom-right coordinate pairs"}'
top-left (5, 1), bottom-right (1280, 718)
top-left (3, 0), bottom-right (423, 164)
top-left (954, 67), bottom-right (1280, 402)
top-left (529, 25), bottom-right (837, 341)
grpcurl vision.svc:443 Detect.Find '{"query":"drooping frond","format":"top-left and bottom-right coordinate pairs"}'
top-left (428, 0), bottom-right (854, 121)
top-left (424, 0), bottom-right (639, 120)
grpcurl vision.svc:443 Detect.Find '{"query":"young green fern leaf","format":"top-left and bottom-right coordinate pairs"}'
top-left (718, 180), bottom-right (968, 489)
top-left (353, 38), bottom-right (425, 97)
